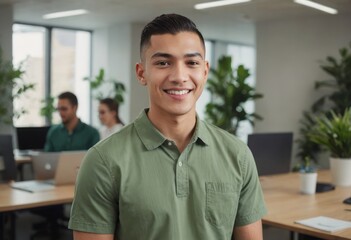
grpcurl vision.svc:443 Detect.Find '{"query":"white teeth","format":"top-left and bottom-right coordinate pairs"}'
top-left (166, 90), bottom-right (190, 95)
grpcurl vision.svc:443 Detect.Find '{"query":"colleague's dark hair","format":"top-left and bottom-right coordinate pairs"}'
top-left (100, 98), bottom-right (124, 125)
top-left (58, 91), bottom-right (78, 106)
top-left (140, 13), bottom-right (205, 58)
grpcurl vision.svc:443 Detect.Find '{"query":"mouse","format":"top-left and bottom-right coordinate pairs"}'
top-left (343, 197), bottom-right (351, 205)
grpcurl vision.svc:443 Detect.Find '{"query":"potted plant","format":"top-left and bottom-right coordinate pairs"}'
top-left (308, 108), bottom-right (351, 186)
top-left (0, 47), bottom-right (35, 125)
top-left (84, 68), bottom-right (126, 104)
top-left (296, 42), bottom-right (351, 167)
top-left (297, 156), bottom-right (318, 194)
top-left (205, 56), bottom-right (263, 135)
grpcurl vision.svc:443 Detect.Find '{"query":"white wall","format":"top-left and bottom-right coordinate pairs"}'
top-left (255, 14), bottom-right (351, 166)
top-left (0, 4), bottom-right (13, 134)
top-left (91, 23), bottom-right (133, 127)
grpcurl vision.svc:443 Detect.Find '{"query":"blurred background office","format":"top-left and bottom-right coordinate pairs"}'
top-left (1, 1), bottom-right (351, 239)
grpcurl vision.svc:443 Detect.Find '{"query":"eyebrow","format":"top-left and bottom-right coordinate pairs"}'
top-left (151, 52), bottom-right (204, 60)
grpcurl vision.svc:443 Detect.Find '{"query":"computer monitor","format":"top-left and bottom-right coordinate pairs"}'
top-left (16, 126), bottom-right (51, 151)
top-left (247, 132), bottom-right (293, 176)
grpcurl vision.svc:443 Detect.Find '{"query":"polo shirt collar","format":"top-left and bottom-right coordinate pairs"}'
top-left (58, 119), bottom-right (83, 133)
top-left (134, 109), bottom-right (209, 151)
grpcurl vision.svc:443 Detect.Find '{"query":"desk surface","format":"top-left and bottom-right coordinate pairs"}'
top-left (261, 170), bottom-right (351, 240)
top-left (0, 183), bottom-right (74, 212)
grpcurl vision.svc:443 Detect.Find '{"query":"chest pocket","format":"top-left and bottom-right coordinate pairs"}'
top-left (205, 182), bottom-right (239, 228)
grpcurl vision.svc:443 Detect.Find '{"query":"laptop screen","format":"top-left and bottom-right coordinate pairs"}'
top-left (16, 126), bottom-right (50, 150)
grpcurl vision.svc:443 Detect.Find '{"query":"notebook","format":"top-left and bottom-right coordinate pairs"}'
top-left (11, 151), bottom-right (86, 192)
top-left (295, 216), bottom-right (351, 233)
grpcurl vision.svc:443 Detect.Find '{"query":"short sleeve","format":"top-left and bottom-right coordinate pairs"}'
top-left (234, 147), bottom-right (267, 226)
top-left (68, 147), bottom-right (118, 233)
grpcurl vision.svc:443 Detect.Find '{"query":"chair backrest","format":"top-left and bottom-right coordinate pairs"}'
top-left (0, 134), bottom-right (17, 181)
top-left (247, 132), bottom-right (293, 176)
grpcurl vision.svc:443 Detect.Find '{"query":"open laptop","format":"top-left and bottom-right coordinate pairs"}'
top-left (11, 151), bottom-right (86, 192)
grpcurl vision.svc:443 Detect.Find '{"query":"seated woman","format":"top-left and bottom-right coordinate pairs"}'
top-left (98, 98), bottom-right (124, 140)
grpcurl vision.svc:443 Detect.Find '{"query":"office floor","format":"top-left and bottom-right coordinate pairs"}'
top-left (15, 211), bottom-right (73, 240)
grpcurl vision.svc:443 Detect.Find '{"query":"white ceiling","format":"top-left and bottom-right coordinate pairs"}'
top-left (1, 0), bottom-right (351, 30)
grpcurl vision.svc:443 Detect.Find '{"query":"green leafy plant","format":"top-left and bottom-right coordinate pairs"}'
top-left (205, 56), bottom-right (263, 135)
top-left (40, 96), bottom-right (56, 124)
top-left (308, 108), bottom-right (351, 158)
top-left (293, 156), bottom-right (317, 173)
top-left (84, 68), bottom-right (126, 104)
top-left (296, 42), bottom-right (351, 164)
top-left (0, 47), bottom-right (35, 124)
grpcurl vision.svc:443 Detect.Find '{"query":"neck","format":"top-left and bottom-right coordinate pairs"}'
top-left (106, 121), bottom-right (117, 129)
top-left (64, 117), bottom-right (79, 134)
top-left (148, 109), bottom-right (196, 153)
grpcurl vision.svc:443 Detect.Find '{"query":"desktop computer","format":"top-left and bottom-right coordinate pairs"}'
top-left (16, 126), bottom-right (51, 154)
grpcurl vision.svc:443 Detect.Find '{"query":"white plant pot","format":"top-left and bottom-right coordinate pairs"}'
top-left (330, 157), bottom-right (351, 187)
top-left (299, 172), bottom-right (318, 194)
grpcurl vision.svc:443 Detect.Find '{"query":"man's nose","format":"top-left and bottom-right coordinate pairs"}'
top-left (169, 63), bottom-right (189, 83)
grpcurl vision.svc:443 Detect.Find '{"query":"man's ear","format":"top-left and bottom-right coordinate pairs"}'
top-left (136, 63), bottom-right (147, 86)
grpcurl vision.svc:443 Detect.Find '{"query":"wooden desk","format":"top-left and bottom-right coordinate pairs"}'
top-left (14, 155), bottom-right (32, 165)
top-left (261, 170), bottom-right (351, 240)
top-left (14, 155), bottom-right (32, 181)
top-left (0, 183), bottom-right (75, 239)
top-left (0, 183), bottom-right (74, 212)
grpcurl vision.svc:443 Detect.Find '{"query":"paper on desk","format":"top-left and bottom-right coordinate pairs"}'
top-left (295, 216), bottom-right (351, 233)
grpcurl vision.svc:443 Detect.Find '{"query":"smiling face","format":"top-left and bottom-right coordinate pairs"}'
top-left (136, 31), bottom-right (209, 120)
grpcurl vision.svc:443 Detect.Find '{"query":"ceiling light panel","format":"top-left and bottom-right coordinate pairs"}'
top-left (294, 0), bottom-right (338, 14)
top-left (195, 0), bottom-right (251, 10)
top-left (43, 9), bottom-right (89, 19)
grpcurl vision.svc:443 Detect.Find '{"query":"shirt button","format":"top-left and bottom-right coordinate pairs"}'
top-left (178, 162), bottom-right (183, 167)
top-left (168, 141), bottom-right (172, 146)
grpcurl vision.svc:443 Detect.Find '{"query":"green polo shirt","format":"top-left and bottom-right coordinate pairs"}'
top-left (44, 120), bottom-right (100, 152)
top-left (69, 109), bottom-right (267, 240)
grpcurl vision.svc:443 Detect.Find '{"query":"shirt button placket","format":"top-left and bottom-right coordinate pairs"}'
top-left (176, 154), bottom-right (188, 197)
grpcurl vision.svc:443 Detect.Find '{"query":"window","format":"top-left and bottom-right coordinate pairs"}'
top-left (12, 24), bottom-right (46, 126)
top-left (12, 24), bottom-right (91, 127)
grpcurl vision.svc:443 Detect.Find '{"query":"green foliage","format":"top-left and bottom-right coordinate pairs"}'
top-left (205, 56), bottom-right (263, 135)
top-left (40, 96), bottom-right (56, 123)
top-left (297, 42), bottom-right (351, 164)
top-left (293, 156), bottom-right (317, 173)
top-left (308, 108), bottom-right (351, 158)
top-left (0, 47), bottom-right (35, 124)
top-left (84, 68), bottom-right (126, 104)
top-left (313, 42), bottom-right (351, 113)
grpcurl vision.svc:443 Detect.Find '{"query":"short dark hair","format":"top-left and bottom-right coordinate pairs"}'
top-left (140, 13), bottom-right (205, 59)
top-left (99, 98), bottom-right (123, 125)
top-left (58, 91), bottom-right (78, 106)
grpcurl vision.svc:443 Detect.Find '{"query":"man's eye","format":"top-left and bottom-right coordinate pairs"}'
top-left (156, 61), bottom-right (170, 66)
top-left (187, 61), bottom-right (199, 66)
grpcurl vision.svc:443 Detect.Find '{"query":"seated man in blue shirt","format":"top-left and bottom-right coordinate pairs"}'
top-left (44, 91), bottom-right (100, 152)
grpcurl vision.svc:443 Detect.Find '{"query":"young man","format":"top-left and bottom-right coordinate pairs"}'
top-left (69, 14), bottom-right (266, 240)
top-left (44, 91), bottom-right (100, 152)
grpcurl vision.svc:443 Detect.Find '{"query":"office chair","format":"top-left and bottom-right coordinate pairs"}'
top-left (0, 134), bottom-right (17, 182)
top-left (0, 135), bottom-right (17, 239)
top-left (247, 132), bottom-right (303, 240)
top-left (247, 132), bottom-right (293, 176)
